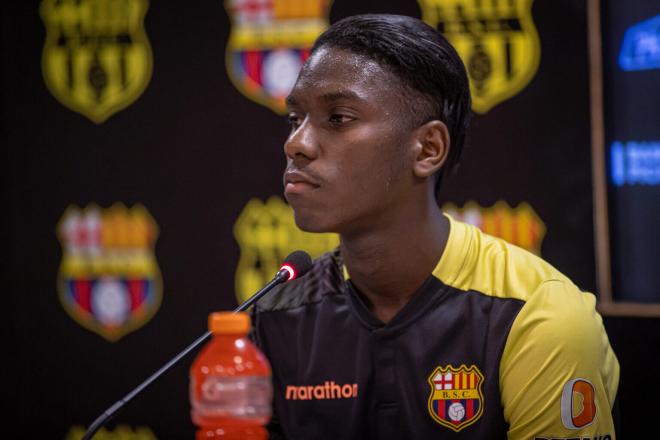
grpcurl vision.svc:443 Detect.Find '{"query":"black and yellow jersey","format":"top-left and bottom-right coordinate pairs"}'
top-left (251, 214), bottom-right (620, 439)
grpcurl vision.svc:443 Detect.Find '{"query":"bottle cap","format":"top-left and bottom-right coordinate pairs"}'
top-left (208, 311), bottom-right (250, 334)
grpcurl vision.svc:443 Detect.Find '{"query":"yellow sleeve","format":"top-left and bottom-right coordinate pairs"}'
top-left (500, 280), bottom-right (620, 440)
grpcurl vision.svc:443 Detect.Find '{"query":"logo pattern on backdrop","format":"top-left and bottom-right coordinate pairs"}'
top-left (65, 424), bottom-right (157, 440)
top-left (420, 0), bottom-right (540, 113)
top-left (234, 197), bottom-right (546, 302)
top-left (40, 0), bottom-right (153, 123)
top-left (233, 196), bottom-right (338, 303)
top-left (57, 203), bottom-right (162, 341)
top-left (442, 200), bottom-right (546, 255)
top-left (225, 0), bottom-right (331, 113)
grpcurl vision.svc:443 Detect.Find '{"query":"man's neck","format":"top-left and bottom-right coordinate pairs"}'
top-left (340, 201), bottom-right (449, 324)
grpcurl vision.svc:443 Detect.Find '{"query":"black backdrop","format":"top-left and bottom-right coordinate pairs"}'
top-left (3, 0), bottom-right (658, 438)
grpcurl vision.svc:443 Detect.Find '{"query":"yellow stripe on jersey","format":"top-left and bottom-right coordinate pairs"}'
top-left (432, 214), bottom-right (573, 301)
top-left (432, 214), bottom-right (620, 440)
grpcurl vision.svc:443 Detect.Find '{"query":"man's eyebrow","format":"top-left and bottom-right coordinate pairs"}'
top-left (320, 90), bottom-right (362, 103)
top-left (285, 95), bottom-right (298, 108)
top-left (285, 90), bottom-right (364, 109)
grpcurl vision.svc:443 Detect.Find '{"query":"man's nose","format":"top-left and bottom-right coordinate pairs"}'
top-left (284, 118), bottom-right (318, 162)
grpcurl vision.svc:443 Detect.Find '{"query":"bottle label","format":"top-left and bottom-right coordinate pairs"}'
top-left (191, 375), bottom-right (272, 423)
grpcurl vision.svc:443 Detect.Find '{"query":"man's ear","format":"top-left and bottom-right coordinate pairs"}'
top-left (412, 120), bottom-right (450, 178)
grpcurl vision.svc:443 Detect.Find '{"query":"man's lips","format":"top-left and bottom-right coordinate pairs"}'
top-left (283, 170), bottom-right (320, 194)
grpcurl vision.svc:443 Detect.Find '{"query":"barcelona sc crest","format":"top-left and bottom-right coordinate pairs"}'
top-left (225, 0), bottom-right (331, 114)
top-left (40, 0), bottom-right (153, 123)
top-left (427, 364), bottom-right (485, 431)
top-left (56, 203), bottom-right (162, 341)
top-left (420, 0), bottom-right (540, 113)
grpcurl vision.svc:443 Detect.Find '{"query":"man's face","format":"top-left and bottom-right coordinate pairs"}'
top-left (283, 46), bottom-right (419, 235)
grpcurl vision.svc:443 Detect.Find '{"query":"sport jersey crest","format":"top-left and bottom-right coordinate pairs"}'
top-left (420, 0), bottom-right (541, 113)
top-left (224, 0), bottom-right (331, 113)
top-left (427, 364), bottom-right (485, 431)
top-left (40, 0), bottom-right (153, 123)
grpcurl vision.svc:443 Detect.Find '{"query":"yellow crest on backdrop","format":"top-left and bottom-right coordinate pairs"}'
top-left (40, 0), bottom-right (153, 123)
top-left (234, 197), bottom-right (338, 303)
top-left (420, 0), bottom-right (540, 113)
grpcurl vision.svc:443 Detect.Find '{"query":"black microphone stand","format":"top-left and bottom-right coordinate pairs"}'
top-left (82, 268), bottom-right (290, 440)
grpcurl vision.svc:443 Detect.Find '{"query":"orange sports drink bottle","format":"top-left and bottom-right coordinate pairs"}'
top-left (190, 312), bottom-right (272, 439)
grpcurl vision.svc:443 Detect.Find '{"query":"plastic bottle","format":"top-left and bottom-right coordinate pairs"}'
top-left (190, 312), bottom-right (272, 439)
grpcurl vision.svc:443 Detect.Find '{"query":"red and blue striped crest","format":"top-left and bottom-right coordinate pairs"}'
top-left (57, 204), bottom-right (162, 341)
top-left (224, 0), bottom-right (331, 113)
top-left (427, 364), bottom-right (485, 431)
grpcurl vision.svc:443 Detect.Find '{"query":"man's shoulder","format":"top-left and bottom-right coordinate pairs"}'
top-left (444, 218), bottom-right (582, 303)
top-left (254, 249), bottom-right (344, 313)
top-left (470, 226), bottom-right (606, 344)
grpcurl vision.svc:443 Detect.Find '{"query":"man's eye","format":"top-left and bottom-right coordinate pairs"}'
top-left (287, 114), bottom-right (302, 129)
top-left (329, 114), bottom-right (353, 124)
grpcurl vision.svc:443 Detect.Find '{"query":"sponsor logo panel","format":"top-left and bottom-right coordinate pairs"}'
top-left (610, 140), bottom-right (660, 186)
top-left (57, 203), bottom-right (162, 341)
top-left (561, 378), bottom-right (597, 430)
top-left (285, 381), bottom-right (358, 400)
top-left (618, 13), bottom-right (660, 72)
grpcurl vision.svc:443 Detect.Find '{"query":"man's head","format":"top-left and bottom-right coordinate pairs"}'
top-left (283, 14), bottom-right (471, 234)
top-left (311, 14), bottom-right (471, 186)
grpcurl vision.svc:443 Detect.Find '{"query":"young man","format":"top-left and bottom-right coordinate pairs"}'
top-left (251, 14), bottom-right (619, 440)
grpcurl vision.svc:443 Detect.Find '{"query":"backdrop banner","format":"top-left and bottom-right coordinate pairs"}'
top-left (6, 0), bottom-right (642, 438)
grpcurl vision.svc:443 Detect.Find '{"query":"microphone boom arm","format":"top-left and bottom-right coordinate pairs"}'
top-left (82, 268), bottom-right (291, 440)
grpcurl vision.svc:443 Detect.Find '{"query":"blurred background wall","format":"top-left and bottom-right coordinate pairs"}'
top-left (3, 0), bottom-right (659, 438)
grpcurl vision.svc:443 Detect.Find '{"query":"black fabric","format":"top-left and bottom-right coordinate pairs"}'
top-left (252, 251), bottom-right (526, 439)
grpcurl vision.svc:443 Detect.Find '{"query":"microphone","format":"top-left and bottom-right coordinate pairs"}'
top-left (82, 251), bottom-right (313, 440)
top-left (235, 250), bottom-right (312, 312)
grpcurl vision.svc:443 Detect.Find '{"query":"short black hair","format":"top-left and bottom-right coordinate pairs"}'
top-left (311, 14), bottom-right (471, 193)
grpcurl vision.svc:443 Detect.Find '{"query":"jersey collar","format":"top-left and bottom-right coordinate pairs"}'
top-left (341, 213), bottom-right (474, 332)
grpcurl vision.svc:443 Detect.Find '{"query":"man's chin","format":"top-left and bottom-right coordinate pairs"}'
top-left (293, 211), bottom-right (337, 234)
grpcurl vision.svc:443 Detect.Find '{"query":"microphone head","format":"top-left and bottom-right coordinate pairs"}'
top-left (280, 250), bottom-right (313, 281)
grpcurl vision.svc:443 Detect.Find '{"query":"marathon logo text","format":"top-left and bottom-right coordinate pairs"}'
top-left (285, 381), bottom-right (358, 400)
